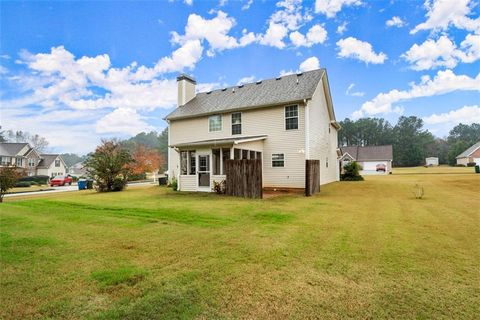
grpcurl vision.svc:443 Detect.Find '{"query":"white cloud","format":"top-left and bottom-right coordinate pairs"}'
top-left (237, 75), bottom-right (256, 85)
top-left (0, 65), bottom-right (8, 75)
top-left (96, 108), bottom-right (154, 135)
top-left (386, 16), bottom-right (406, 28)
top-left (336, 37), bottom-right (387, 64)
top-left (260, 22), bottom-right (289, 48)
top-left (423, 105), bottom-right (480, 125)
top-left (289, 24), bottom-right (327, 47)
top-left (155, 40), bottom-right (203, 73)
top-left (353, 69), bottom-right (480, 118)
top-left (410, 0), bottom-right (480, 34)
top-left (171, 11), bottom-right (251, 56)
top-left (315, 0), bottom-right (362, 18)
top-left (299, 56), bottom-right (320, 71)
top-left (184, 0), bottom-right (193, 5)
top-left (260, 0), bottom-right (312, 48)
top-left (242, 0), bottom-right (253, 10)
top-left (402, 34), bottom-right (480, 70)
top-left (336, 21), bottom-right (348, 34)
top-left (279, 56), bottom-right (320, 76)
top-left (219, 0), bottom-right (228, 6)
top-left (346, 83), bottom-right (365, 97)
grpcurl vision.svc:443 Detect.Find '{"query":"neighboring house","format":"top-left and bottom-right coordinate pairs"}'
top-left (456, 141), bottom-right (480, 166)
top-left (165, 69), bottom-right (341, 192)
top-left (340, 145), bottom-right (393, 174)
top-left (0, 142), bottom-right (67, 177)
top-left (68, 161), bottom-right (87, 177)
top-left (0, 142), bottom-right (42, 176)
top-left (37, 154), bottom-right (67, 177)
top-left (426, 157), bottom-right (439, 166)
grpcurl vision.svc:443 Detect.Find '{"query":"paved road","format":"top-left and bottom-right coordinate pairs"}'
top-left (4, 181), bottom-right (156, 198)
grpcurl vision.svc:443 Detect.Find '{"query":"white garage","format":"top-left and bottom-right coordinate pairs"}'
top-left (474, 158), bottom-right (480, 165)
top-left (340, 145), bottom-right (393, 175)
top-left (361, 161), bottom-right (387, 171)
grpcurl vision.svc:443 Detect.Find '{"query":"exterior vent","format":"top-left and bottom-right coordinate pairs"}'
top-left (238, 84), bottom-right (244, 88)
top-left (206, 91), bottom-right (212, 94)
top-left (256, 80), bottom-right (262, 84)
top-left (222, 88), bottom-right (227, 91)
top-left (232, 88), bottom-right (235, 93)
top-left (296, 72), bottom-right (303, 76)
top-left (276, 77), bottom-right (282, 80)
top-left (296, 78), bottom-right (299, 85)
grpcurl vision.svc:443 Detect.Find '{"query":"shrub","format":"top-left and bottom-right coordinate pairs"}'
top-left (0, 167), bottom-right (23, 202)
top-left (212, 180), bottom-right (226, 194)
top-left (466, 162), bottom-right (476, 167)
top-left (14, 181), bottom-right (31, 188)
top-left (341, 161), bottom-right (364, 181)
top-left (128, 172), bottom-right (147, 181)
top-left (111, 178), bottom-right (127, 192)
top-left (454, 164), bottom-right (466, 167)
top-left (18, 175), bottom-right (49, 185)
top-left (29, 181), bottom-right (39, 186)
top-left (170, 178), bottom-right (178, 191)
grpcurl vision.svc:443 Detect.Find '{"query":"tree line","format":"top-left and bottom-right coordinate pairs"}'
top-left (338, 116), bottom-right (480, 167)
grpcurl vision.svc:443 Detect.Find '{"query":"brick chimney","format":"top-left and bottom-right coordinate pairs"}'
top-left (177, 74), bottom-right (196, 107)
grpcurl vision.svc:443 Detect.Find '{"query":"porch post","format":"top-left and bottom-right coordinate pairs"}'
top-left (220, 148), bottom-right (223, 175)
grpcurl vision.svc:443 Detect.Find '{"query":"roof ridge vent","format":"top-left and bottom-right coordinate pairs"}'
top-left (296, 72), bottom-right (303, 76)
top-left (238, 84), bottom-right (244, 88)
top-left (206, 91), bottom-right (212, 94)
top-left (256, 80), bottom-right (262, 84)
top-left (222, 88), bottom-right (227, 91)
top-left (276, 76), bottom-right (282, 80)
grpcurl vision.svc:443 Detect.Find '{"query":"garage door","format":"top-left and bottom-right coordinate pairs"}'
top-left (473, 158), bottom-right (480, 164)
top-left (362, 161), bottom-right (387, 171)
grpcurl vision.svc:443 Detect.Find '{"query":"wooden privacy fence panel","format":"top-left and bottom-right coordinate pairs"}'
top-left (305, 160), bottom-right (320, 196)
top-left (224, 159), bottom-right (262, 199)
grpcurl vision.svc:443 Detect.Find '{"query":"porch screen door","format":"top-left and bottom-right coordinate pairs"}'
top-left (198, 155), bottom-right (210, 187)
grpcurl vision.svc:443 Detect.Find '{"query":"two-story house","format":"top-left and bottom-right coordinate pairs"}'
top-left (165, 69), bottom-right (341, 192)
top-left (0, 142), bottom-right (67, 177)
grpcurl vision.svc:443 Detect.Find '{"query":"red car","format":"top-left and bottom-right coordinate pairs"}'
top-left (50, 175), bottom-right (73, 186)
top-left (376, 164), bottom-right (387, 172)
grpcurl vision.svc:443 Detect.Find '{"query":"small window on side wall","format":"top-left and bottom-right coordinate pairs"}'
top-left (272, 154), bottom-right (284, 167)
top-left (209, 115), bottom-right (222, 132)
top-left (285, 105), bottom-right (298, 130)
top-left (180, 151), bottom-right (188, 175)
top-left (231, 112), bottom-right (241, 135)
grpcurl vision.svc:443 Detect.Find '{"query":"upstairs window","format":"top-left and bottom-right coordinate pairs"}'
top-left (272, 153), bottom-right (285, 167)
top-left (55, 159), bottom-right (61, 167)
top-left (231, 112), bottom-right (242, 135)
top-left (285, 105), bottom-right (298, 130)
top-left (28, 158), bottom-right (36, 167)
top-left (209, 115), bottom-right (222, 132)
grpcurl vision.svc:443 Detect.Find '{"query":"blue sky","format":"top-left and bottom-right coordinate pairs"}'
top-left (1, 0), bottom-right (479, 154)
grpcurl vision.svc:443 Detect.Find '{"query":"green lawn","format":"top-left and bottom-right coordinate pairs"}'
top-left (1, 167), bottom-right (479, 319)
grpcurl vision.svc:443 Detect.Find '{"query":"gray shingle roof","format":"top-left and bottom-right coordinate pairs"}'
top-left (0, 143), bottom-right (30, 156)
top-left (166, 69), bottom-right (325, 120)
top-left (37, 154), bottom-right (60, 169)
top-left (340, 145), bottom-right (393, 161)
top-left (456, 141), bottom-right (480, 158)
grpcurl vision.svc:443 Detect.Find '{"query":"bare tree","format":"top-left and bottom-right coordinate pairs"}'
top-left (6, 130), bottom-right (49, 152)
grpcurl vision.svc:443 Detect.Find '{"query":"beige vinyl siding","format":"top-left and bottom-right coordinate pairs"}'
top-left (169, 105), bottom-right (306, 188)
top-left (456, 157), bottom-right (469, 166)
top-left (179, 175), bottom-right (196, 191)
top-left (306, 78), bottom-right (339, 185)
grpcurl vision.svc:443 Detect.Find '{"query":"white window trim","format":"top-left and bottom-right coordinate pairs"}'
top-left (284, 105), bottom-right (299, 131)
top-left (271, 153), bottom-right (285, 168)
top-left (208, 114), bottom-right (222, 132)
